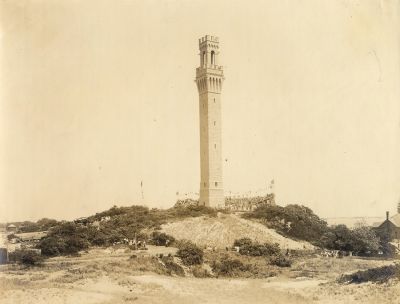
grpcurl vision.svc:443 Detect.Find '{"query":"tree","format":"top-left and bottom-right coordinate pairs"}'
top-left (246, 204), bottom-right (329, 244)
top-left (350, 226), bottom-right (380, 255)
top-left (321, 224), bottom-right (380, 255)
top-left (39, 222), bottom-right (89, 256)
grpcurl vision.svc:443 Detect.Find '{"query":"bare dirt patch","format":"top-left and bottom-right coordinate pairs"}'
top-left (161, 213), bottom-right (313, 250)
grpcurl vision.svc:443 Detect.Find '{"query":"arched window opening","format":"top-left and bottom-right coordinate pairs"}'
top-left (211, 51), bottom-right (215, 65)
top-left (202, 51), bottom-right (206, 66)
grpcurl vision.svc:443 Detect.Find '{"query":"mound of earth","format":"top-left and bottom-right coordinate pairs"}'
top-left (161, 213), bottom-right (314, 250)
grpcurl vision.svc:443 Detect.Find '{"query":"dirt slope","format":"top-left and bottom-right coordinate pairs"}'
top-left (161, 213), bottom-right (314, 250)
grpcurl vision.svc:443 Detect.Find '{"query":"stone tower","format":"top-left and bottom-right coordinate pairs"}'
top-left (195, 35), bottom-right (224, 208)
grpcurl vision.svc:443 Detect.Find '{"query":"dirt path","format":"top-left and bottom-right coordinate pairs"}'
top-left (1, 247), bottom-right (398, 304)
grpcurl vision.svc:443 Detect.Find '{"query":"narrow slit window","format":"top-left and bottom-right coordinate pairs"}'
top-left (215, 182), bottom-right (218, 187)
top-left (214, 144), bottom-right (216, 149)
top-left (214, 121), bottom-right (216, 126)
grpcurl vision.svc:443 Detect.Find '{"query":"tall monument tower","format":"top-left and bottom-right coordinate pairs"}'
top-left (195, 35), bottom-right (224, 208)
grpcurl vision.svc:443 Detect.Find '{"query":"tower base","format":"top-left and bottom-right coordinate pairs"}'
top-left (199, 187), bottom-right (224, 208)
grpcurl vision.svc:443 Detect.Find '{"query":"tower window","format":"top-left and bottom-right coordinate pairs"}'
top-left (213, 121), bottom-right (216, 126)
top-left (214, 144), bottom-right (216, 149)
top-left (214, 98), bottom-right (215, 103)
top-left (202, 51), bottom-right (206, 66)
top-left (211, 51), bottom-right (215, 64)
top-left (215, 182), bottom-right (218, 187)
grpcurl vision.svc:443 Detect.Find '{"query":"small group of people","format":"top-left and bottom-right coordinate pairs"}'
top-left (320, 249), bottom-right (352, 258)
top-left (122, 238), bottom-right (147, 250)
top-left (132, 239), bottom-right (146, 250)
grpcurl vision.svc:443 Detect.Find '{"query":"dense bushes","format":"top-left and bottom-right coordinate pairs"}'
top-left (8, 218), bottom-right (60, 233)
top-left (176, 241), bottom-right (204, 266)
top-left (168, 205), bottom-right (217, 218)
top-left (246, 204), bottom-right (381, 256)
top-left (211, 257), bottom-right (250, 276)
top-left (9, 249), bottom-right (44, 266)
top-left (233, 238), bottom-right (292, 268)
top-left (35, 203), bottom-right (218, 257)
top-left (234, 238), bottom-right (280, 257)
top-left (233, 238), bottom-right (290, 267)
top-left (321, 225), bottom-right (380, 255)
top-left (338, 264), bottom-right (400, 284)
top-left (245, 204), bottom-right (329, 243)
top-left (150, 232), bottom-right (175, 246)
top-left (39, 222), bottom-right (90, 256)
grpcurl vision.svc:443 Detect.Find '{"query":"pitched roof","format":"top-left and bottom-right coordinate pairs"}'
top-left (389, 213), bottom-right (400, 227)
top-left (14, 231), bottom-right (47, 241)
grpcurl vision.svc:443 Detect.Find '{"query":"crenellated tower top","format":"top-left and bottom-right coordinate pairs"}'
top-left (196, 35), bottom-right (224, 94)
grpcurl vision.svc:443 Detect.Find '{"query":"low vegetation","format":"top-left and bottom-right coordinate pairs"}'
top-left (8, 249), bottom-right (44, 266)
top-left (234, 237), bottom-right (280, 256)
top-left (211, 257), bottom-right (250, 276)
top-left (338, 264), bottom-right (400, 284)
top-left (160, 255), bottom-right (185, 276)
top-left (233, 238), bottom-right (292, 268)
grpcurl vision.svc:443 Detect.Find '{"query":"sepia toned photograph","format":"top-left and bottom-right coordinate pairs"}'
top-left (0, 0), bottom-right (399, 303)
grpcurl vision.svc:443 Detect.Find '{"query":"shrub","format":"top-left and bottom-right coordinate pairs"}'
top-left (169, 205), bottom-right (217, 218)
top-left (6, 234), bottom-right (17, 241)
top-left (161, 256), bottom-right (185, 276)
top-left (9, 249), bottom-right (44, 266)
top-left (150, 232), bottom-right (175, 246)
top-left (234, 238), bottom-right (280, 257)
top-left (338, 264), bottom-right (400, 284)
top-left (269, 254), bottom-right (292, 267)
top-left (192, 265), bottom-right (211, 278)
top-left (233, 238), bottom-right (253, 248)
top-left (211, 257), bottom-right (250, 277)
top-left (176, 241), bottom-right (204, 266)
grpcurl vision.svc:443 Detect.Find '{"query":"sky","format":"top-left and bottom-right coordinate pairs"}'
top-left (0, 0), bottom-right (399, 222)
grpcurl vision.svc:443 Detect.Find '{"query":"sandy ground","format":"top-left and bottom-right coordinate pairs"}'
top-left (161, 213), bottom-right (313, 250)
top-left (0, 246), bottom-right (399, 304)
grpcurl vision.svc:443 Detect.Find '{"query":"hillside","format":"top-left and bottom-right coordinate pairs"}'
top-left (161, 213), bottom-right (314, 250)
